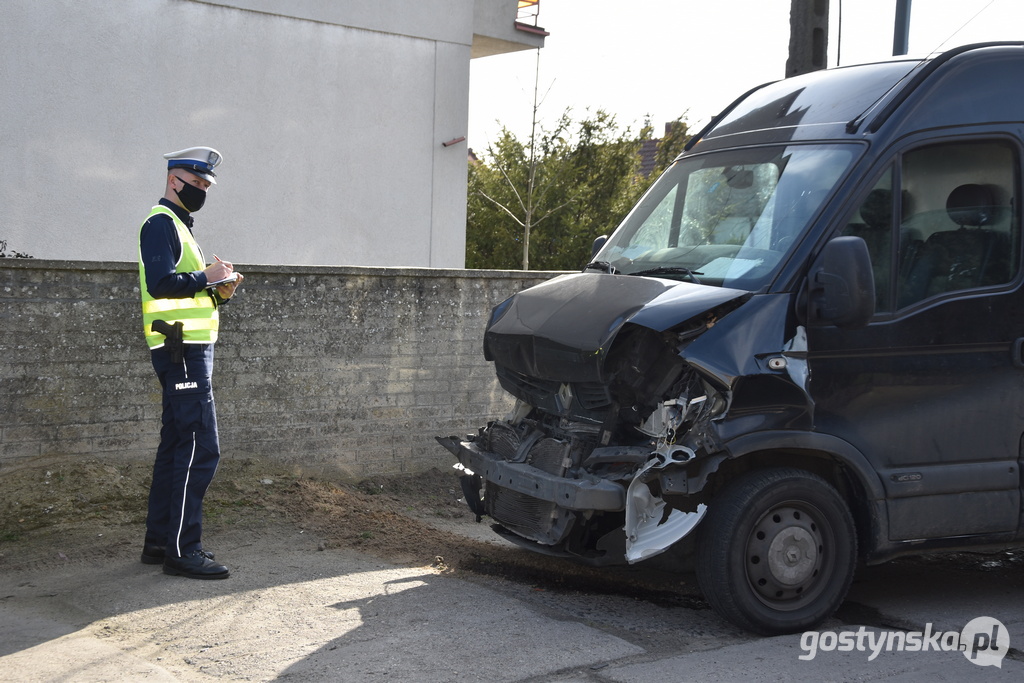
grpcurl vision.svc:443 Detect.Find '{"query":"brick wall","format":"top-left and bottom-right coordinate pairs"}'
top-left (0, 260), bottom-right (555, 479)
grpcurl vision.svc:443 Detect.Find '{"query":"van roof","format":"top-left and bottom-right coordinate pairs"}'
top-left (688, 42), bottom-right (1024, 152)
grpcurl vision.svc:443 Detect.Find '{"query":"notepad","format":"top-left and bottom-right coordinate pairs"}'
top-left (205, 273), bottom-right (239, 288)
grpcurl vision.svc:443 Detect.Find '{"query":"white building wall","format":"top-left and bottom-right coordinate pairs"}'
top-left (0, 0), bottom-right (539, 268)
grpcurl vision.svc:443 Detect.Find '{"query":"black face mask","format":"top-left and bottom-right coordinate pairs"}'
top-left (174, 177), bottom-right (207, 213)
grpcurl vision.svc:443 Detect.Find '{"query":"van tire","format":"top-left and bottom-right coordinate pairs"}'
top-left (695, 467), bottom-right (857, 635)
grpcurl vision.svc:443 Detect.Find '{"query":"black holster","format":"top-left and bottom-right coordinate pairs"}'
top-left (151, 319), bottom-right (184, 363)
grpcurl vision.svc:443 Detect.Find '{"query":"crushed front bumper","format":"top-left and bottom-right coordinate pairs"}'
top-left (436, 436), bottom-right (625, 512)
top-left (438, 434), bottom-right (707, 565)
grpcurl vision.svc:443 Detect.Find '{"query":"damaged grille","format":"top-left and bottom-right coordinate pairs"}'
top-left (574, 383), bottom-right (613, 410)
top-left (495, 366), bottom-right (559, 400)
top-left (495, 366), bottom-right (613, 418)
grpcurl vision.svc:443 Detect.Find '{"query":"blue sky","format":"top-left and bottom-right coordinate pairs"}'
top-left (467, 0), bottom-right (1024, 152)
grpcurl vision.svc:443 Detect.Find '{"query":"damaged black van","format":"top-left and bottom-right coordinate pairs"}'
top-left (439, 43), bottom-right (1024, 635)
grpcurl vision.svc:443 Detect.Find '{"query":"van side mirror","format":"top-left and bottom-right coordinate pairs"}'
top-left (591, 235), bottom-right (608, 259)
top-left (806, 236), bottom-right (875, 329)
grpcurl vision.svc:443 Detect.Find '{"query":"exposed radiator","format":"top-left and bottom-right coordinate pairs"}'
top-left (487, 484), bottom-right (556, 537)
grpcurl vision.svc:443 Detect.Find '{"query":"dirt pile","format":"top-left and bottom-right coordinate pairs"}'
top-left (0, 456), bottom-right (696, 599)
top-left (0, 456), bottom-right (462, 569)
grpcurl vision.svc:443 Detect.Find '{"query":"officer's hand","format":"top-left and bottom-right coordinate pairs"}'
top-left (204, 260), bottom-right (233, 283)
top-left (217, 272), bottom-right (244, 299)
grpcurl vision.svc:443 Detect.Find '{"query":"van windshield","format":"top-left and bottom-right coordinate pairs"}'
top-left (592, 144), bottom-right (858, 290)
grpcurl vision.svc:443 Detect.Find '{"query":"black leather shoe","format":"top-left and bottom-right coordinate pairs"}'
top-left (142, 544), bottom-right (215, 565)
top-left (163, 550), bottom-right (230, 580)
top-left (141, 544), bottom-right (165, 565)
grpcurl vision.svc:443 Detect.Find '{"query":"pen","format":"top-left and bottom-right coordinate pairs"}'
top-left (213, 254), bottom-right (223, 262)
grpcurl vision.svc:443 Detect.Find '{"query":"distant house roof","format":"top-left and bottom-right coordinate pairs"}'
top-left (638, 122), bottom-right (688, 177)
top-left (638, 139), bottom-right (659, 177)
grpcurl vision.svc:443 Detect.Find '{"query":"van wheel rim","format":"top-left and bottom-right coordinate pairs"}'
top-left (745, 504), bottom-right (825, 608)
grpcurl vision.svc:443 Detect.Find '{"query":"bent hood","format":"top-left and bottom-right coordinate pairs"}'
top-left (484, 272), bottom-right (749, 382)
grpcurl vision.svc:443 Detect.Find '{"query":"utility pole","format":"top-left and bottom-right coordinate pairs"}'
top-left (786, 0), bottom-right (829, 77)
top-left (522, 46), bottom-right (542, 271)
top-left (893, 0), bottom-right (912, 56)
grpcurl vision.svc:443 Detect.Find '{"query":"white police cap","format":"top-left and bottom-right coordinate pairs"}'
top-left (164, 146), bottom-right (222, 184)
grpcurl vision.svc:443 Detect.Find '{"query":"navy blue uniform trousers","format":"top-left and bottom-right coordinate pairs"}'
top-left (145, 343), bottom-right (220, 558)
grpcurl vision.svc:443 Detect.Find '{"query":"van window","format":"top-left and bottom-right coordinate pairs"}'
top-left (596, 144), bottom-right (857, 290)
top-left (842, 171), bottom-right (895, 312)
top-left (843, 140), bottom-right (1019, 311)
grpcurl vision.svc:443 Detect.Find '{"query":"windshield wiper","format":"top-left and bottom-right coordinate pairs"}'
top-left (584, 261), bottom-right (619, 274)
top-left (628, 267), bottom-right (703, 284)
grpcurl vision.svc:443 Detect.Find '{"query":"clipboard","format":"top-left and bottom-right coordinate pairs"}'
top-left (205, 272), bottom-right (239, 289)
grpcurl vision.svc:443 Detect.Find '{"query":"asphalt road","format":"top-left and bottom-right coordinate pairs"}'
top-left (2, 518), bottom-right (1024, 682)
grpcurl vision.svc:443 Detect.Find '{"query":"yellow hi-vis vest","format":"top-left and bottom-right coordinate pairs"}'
top-left (138, 206), bottom-right (219, 349)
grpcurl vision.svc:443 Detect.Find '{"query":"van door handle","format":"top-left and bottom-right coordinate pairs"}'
top-left (1013, 338), bottom-right (1024, 368)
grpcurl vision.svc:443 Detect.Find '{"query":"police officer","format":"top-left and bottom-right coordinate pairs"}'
top-left (138, 147), bottom-right (243, 579)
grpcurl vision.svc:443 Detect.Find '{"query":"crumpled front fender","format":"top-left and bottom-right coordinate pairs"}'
top-left (624, 448), bottom-right (707, 564)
